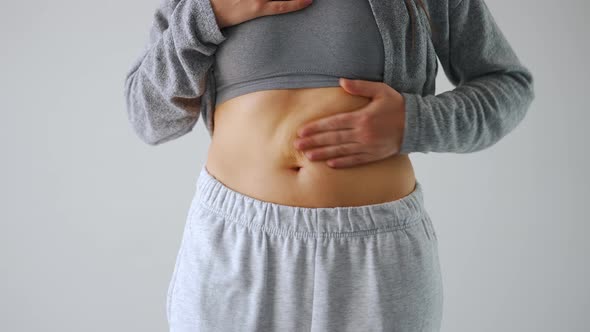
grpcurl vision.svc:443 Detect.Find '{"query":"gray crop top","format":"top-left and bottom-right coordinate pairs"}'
top-left (212, 0), bottom-right (384, 106)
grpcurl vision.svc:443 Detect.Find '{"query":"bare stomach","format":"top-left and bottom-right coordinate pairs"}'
top-left (205, 86), bottom-right (416, 208)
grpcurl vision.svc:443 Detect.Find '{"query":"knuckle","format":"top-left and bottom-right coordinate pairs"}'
top-left (357, 113), bottom-right (371, 127)
top-left (252, 1), bottom-right (264, 14)
top-left (358, 127), bottom-right (374, 142)
top-left (341, 113), bottom-right (353, 125)
top-left (276, 1), bottom-right (287, 12)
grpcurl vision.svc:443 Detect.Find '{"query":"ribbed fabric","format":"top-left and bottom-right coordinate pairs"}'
top-left (212, 0), bottom-right (384, 106)
top-left (196, 166), bottom-right (426, 237)
top-left (166, 164), bottom-right (443, 331)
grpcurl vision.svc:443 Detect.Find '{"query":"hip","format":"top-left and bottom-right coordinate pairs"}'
top-left (205, 146), bottom-right (416, 208)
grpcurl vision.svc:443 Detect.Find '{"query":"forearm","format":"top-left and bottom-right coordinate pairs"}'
top-left (123, 0), bottom-right (227, 145)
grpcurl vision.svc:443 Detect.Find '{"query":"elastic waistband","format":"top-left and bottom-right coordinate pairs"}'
top-left (194, 165), bottom-right (427, 239)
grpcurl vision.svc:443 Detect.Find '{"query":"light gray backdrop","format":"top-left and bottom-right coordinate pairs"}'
top-left (1, 0), bottom-right (588, 331)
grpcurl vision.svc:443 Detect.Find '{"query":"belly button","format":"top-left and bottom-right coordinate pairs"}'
top-left (289, 165), bottom-right (303, 172)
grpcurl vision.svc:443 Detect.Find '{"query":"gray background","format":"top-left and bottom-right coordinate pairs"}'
top-left (1, 0), bottom-right (588, 331)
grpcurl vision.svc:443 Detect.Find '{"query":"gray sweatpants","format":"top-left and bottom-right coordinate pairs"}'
top-left (166, 165), bottom-right (443, 331)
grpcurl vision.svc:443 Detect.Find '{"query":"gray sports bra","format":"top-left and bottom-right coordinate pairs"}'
top-left (212, 0), bottom-right (384, 106)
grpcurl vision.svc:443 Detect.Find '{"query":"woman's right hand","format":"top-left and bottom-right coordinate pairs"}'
top-left (210, 0), bottom-right (313, 29)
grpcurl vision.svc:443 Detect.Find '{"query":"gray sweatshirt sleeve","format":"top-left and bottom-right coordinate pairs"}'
top-left (398, 0), bottom-right (535, 154)
top-left (123, 0), bottom-right (226, 145)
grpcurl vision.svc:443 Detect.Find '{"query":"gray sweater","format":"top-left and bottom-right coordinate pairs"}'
top-left (123, 0), bottom-right (535, 154)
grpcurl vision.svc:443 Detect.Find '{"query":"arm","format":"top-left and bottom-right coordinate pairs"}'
top-left (398, 0), bottom-right (535, 154)
top-left (123, 0), bottom-right (227, 145)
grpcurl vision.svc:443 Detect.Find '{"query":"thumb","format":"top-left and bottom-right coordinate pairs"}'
top-left (339, 78), bottom-right (382, 99)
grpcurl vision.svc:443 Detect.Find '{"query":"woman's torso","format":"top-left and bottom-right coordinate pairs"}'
top-left (205, 87), bottom-right (416, 208)
top-left (205, 0), bottom-right (416, 208)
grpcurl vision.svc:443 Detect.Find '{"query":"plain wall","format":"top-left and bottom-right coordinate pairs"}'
top-left (1, 0), bottom-right (588, 331)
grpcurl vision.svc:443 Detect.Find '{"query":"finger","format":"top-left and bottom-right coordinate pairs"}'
top-left (259, 0), bottom-right (313, 16)
top-left (340, 78), bottom-right (385, 99)
top-left (303, 142), bottom-right (363, 161)
top-left (297, 112), bottom-right (357, 138)
top-left (293, 128), bottom-right (357, 150)
top-left (326, 152), bottom-right (374, 168)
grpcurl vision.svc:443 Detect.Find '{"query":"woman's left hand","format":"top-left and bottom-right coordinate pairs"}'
top-left (293, 78), bottom-right (406, 168)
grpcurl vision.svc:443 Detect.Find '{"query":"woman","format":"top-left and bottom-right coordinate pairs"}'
top-left (123, 0), bottom-right (534, 330)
